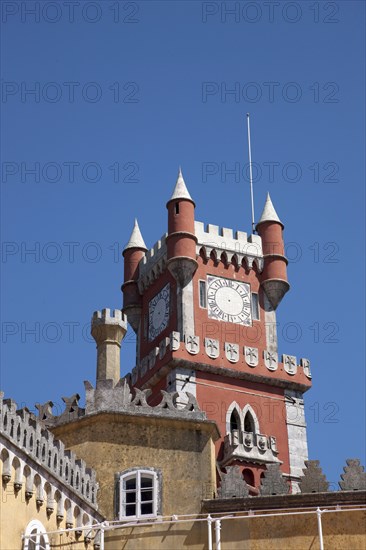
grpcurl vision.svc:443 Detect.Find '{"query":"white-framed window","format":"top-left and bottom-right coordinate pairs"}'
top-left (118, 468), bottom-right (161, 520)
top-left (251, 292), bottom-right (260, 320)
top-left (199, 280), bottom-right (207, 308)
top-left (23, 520), bottom-right (50, 550)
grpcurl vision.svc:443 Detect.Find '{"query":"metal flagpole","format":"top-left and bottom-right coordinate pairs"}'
top-left (246, 113), bottom-right (256, 233)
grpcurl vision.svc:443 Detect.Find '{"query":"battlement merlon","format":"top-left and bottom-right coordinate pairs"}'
top-left (135, 223), bottom-right (264, 292)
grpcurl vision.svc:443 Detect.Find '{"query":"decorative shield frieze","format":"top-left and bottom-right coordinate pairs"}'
top-left (269, 436), bottom-right (278, 453)
top-left (225, 342), bottom-right (239, 363)
top-left (204, 338), bottom-right (219, 359)
top-left (230, 429), bottom-right (240, 447)
top-left (264, 350), bottom-right (278, 371)
top-left (243, 431), bottom-right (254, 448)
top-left (245, 346), bottom-right (258, 367)
top-left (257, 434), bottom-right (268, 451)
top-left (283, 354), bottom-right (297, 375)
top-left (301, 358), bottom-right (312, 378)
top-left (185, 334), bottom-right (199, 355)
top-left (170, 331), bottom-right (180, 351)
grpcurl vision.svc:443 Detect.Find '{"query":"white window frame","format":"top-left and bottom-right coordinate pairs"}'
top-left (251, 292), bottom-right (260, 321)
top-left (119, 469), bottom-right (158, 520)
top-left (23, 520), bottom-right (50, 550)
top-left (198, 279), bottom-right (207, 309)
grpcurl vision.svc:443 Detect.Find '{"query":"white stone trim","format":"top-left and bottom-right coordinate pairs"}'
top-left (138, 234), bottom-right (168, 292)
top-left (180, 279), bottom-right (195, 338)
top-left (285, 390), bottom-right (309, 493)
top-left (167, 367), bottom-right (196, 392)
top-left (225, 401), bottom-right (243, 435)
top-left (264, 293), bottom-right (278, 352)
top-left (195, 221), bottom-right (263, 271)
top-left (23, 520), bottom-right (50, 550)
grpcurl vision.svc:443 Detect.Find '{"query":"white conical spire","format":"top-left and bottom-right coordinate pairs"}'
top-left (124, 219), bottom-right (147, 251)
top-left (169, 167), bottom-right (194, 202)
top-left (257, 193), bottom-right (283, 226)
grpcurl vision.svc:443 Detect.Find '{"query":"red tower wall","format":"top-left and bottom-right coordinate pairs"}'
top-left (195, 371), bottom-right (291, 475)
top-left (166, 199), bottom-right (197, 261)
top-left (257, 220), bottom-right (288, 284)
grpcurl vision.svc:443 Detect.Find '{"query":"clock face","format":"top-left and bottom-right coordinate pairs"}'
top-left (148, 283), bottom-right (170, 341)
top-left (207, 275), bottom-right (252, 325)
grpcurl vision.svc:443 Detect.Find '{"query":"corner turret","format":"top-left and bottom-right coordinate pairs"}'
top-left (166, 168), bottom-right (198, 286)
top-left (256, 193), bottom-right (289, 309)
top-left (122, 219), bottom-right (147, 332)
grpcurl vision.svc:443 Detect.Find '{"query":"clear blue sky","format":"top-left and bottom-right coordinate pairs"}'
top-left (1, 1), bottom-right (365, 487)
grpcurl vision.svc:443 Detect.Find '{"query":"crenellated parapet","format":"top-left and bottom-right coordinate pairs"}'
top-left (36, 394), bottom-right (85, 425)
top-left (92, 307), bottom-right (127, 327)
top-left (0, 394), bottom-right (99, 510)
top-left (137, 234), bottom-right (168, 292)
top-left (135, 222), bottom-right (264, 292)
top-left (84, 379), bottom-right (206, 420)
top-left (32, 381), bottom-right (207, 426)
top-left (195, 221), bottom-right (264, 271)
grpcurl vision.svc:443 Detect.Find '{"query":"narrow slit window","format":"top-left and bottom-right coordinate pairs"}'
top-left (199, 281), bottom-right (207, 308)
top-left (175, 202), bottom-right (179, 214)
top-left (244, 412), bottom-right (255, 434)
top-left (251, 293), bottom-right (259, 320)
top-left (230, 410), bottom-right (240, 433)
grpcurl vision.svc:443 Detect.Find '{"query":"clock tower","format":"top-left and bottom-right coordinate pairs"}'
top-left (122, 169), bottom-right (312, 494)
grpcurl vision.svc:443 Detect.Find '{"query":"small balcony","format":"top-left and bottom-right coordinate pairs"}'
top-left (221, 430), bottom-right (281, 467)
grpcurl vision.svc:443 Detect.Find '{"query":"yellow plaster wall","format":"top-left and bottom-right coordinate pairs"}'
top-left (219, 510), bottom-right (366, 550)
top-left (52, 413), bottom-right (217, 520)
top-left (0, 462), bottom-right (86, 550)
top-left (100, 509), bottom-right (366, 549)
top-left (1, 446), bottom-right (364, 550)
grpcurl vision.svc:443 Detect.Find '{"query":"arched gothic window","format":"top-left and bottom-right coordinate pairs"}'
top-left (244, 411), bottom-right (255, 433)
top-left (230, 409), bottom-right (240, 433)
top-left (242, 404), bottom-right (260, 434)
top-left (226, 403), bottom-right (260, 437)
